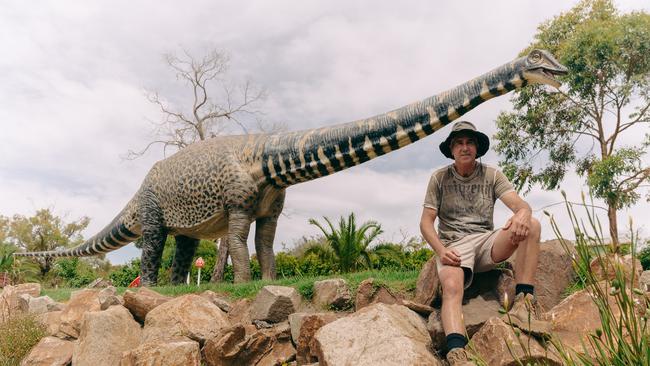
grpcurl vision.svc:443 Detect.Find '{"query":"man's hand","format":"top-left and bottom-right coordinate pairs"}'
top-left (503, 208), bottom-right (532, 245)
top-left (439, 248), bottom-right (462, 266)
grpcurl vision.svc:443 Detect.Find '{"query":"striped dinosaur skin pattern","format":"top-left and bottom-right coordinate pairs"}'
top-left (15, 49), bottom-right (567, 285)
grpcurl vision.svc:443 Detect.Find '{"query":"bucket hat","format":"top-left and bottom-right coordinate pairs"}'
top-left (439, 121), bottom-right (490, 159)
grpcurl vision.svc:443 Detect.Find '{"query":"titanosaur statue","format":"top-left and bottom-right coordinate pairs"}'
top-left (15, 49), bottom-right (567, 285)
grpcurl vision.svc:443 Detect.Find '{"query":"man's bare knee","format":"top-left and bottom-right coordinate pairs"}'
top-left (440, 270), bottom-right (464, 299)
top-left (529, 217), bottom-right (541, 239)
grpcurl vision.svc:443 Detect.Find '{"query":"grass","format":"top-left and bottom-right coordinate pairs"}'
top-left (0, 314), bottom-right (46, 366)
top-left (42, 268), bottom-right (420, 303)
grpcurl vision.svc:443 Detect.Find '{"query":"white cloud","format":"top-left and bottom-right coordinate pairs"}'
top-left (0, 1), bottom-right (648, 265)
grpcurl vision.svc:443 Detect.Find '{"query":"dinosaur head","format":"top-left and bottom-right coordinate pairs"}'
top-left (521, 49), bottom-right (568, 88)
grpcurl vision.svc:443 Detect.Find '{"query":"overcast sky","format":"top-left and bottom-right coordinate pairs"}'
top-left (1, 1), bottom-right (648, 264)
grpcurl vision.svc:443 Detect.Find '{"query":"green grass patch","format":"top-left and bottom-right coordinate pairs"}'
top-left (0, 314), bottom-right (47, 366)
top-left (42, 269), bottom-right (419, 303)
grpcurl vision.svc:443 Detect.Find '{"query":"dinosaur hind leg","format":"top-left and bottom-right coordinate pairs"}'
top-left (171, 235), bottom-right (199, 285)
top-left (139, 191), bottom-right (167, 287)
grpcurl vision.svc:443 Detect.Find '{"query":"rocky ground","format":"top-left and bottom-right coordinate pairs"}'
top-left (4, 239), bottom-right (650, 366)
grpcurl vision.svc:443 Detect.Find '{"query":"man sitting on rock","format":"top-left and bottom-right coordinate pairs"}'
top-left (419, 121), bottom-right (551, 365)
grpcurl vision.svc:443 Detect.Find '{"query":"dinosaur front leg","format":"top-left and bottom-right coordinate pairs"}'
top-left (255, 191), bottom-right (285, 280)
top-left (255, 216), bottom-right (278, 280)
top-left (228, 210), bottom-right (253, 283)
top-left (170, 235), bottom-right (199, 285)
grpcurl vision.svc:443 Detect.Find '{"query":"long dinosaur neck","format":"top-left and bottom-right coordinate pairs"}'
top-left (260, 56), bottom-right (527, 187)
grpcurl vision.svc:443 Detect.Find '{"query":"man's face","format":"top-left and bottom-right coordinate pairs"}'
top-left (450, 134), bottom-right (477, 164)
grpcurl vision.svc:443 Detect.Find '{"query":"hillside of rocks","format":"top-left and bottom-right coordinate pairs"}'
top-left (5, 239), bottom-right (650, 366)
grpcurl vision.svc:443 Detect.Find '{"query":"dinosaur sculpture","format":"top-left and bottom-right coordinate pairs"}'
top-left (15, 49), bottom-right (567, 285)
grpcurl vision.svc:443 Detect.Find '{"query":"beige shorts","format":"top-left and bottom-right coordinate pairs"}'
top-left (435, 229), bottom-right (504, 289)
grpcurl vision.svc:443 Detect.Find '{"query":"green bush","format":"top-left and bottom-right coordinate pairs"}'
top-left (0, 314), bottom-right (46, 365)
top-left (298, 252), bottom-right (336, 277)
top-left (275, 252), bottom-right (300, 278)
top-left (53, 258), bottom-right (96, 288)
top-left (639, 244), bottom-right (650, 271)
top-left (109, 258), bottom-right (141, 287)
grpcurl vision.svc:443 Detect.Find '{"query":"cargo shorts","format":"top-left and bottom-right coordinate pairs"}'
top-left (435, 229), bottom-right (504, 289)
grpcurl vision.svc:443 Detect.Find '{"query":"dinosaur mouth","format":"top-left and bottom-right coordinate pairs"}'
top-left (526, 67), bottom-right (568, 88)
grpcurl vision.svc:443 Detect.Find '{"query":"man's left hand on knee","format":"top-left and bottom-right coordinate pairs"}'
top-left (504, 208), bottom-right (532, 244)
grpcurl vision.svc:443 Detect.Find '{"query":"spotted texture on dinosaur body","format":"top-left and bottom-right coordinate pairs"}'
top-left (14, 50), bottom-right (567, 285)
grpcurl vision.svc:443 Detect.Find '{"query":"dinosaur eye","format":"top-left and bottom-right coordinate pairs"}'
top-left (530, 51), bottom-right (542, 63)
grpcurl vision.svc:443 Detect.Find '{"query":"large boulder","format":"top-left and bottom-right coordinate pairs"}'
top-left (295, 313), bottom-right (341, 364)
top-left (38, 310), bottom-right (62, 336)
top-left (228, 298), bottom-right (257, 335)
top-left (313, 303), bottom-right (441, 365)
top-left (354, 278), bottom-right (399, 311)
top-left (250, 286), bottom-right (301, 323)
top-left (142, 294), bottom-right (229, 345)
top-left (18, 294), bottom-right (56, 315)
top-left (542, 282), bottom-right (621, 355)
top-left (120, 338), bottom-right (201, 366)
top-left (202, 323), bottom-right (295, 366)
top-left (0, 283), bottom-right (41, 322)
top-left (123, 287), bottom-right (171, 323)
top-left (590, 253), bottom-right (643, 287)
top-left (72, 305), bottom-right (141, 366)
top-left (414, 257), bottom-right (440, 306)
top-left (288, 312), bottom-right (310, 344)
top-left (471, 317), bottom-right (562, 366)
top-left (312, 279), bottom-right (351, 310)
top-left (59, 288), bottom-right (102, 338)
top-left (19, 336), bottom-right (73, 366)
top-left (201, 290), bottom-right (232, 313)
top-left (98, 286), bottom-right (123, 310)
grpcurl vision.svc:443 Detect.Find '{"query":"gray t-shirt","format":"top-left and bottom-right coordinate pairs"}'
top-left (423, 163), bottom-right (515, 245)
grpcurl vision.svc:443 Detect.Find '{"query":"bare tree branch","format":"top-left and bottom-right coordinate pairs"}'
top-left (128, 48), bottom-right (270, 159)
top-left (616, 168), bottom-right (650, 194)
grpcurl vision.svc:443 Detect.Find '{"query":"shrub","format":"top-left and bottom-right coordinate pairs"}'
top-left (109, 258), bottom-right (141, 287)
top-left (275, 252), bottom-right (300, 278)
top-left (0, 314), bottom-right (46, 365)
top-left (639, 243), bottom-right (650, 271)
top-left (53, 258), bottom-right (96, 288)
top-left (309, 213), bottom-right (382, 273)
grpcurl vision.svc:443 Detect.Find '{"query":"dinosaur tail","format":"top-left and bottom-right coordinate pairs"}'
top-left (13, 210), bottom-right (140, 258)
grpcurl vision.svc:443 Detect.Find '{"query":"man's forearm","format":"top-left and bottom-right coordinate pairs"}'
top-left (514, 202), bottom-right (532, 215)
top-left (420, 223), bottom-right (446, 255)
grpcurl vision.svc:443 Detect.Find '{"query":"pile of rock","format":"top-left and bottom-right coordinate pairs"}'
top-left (6, 238), bottom-right (650, 365)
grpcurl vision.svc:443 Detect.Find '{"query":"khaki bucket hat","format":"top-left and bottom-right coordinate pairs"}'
top-left (439, 121), bottom-right (490, 159)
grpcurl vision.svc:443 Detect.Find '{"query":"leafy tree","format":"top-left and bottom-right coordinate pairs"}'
top-left (494, 0), bottom-right (650, 250)
top-left (7, 209), bottom-right (90, 278)
top-left (309, 213), bottom-right (383, 273)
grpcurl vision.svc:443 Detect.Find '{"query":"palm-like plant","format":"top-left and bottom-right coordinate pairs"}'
top-left (308, 213), bottom-right (383, 273)
top-left (0, 244), bottom-right (16, 274)
top-left (370, 243), bottom-right (407, 269)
